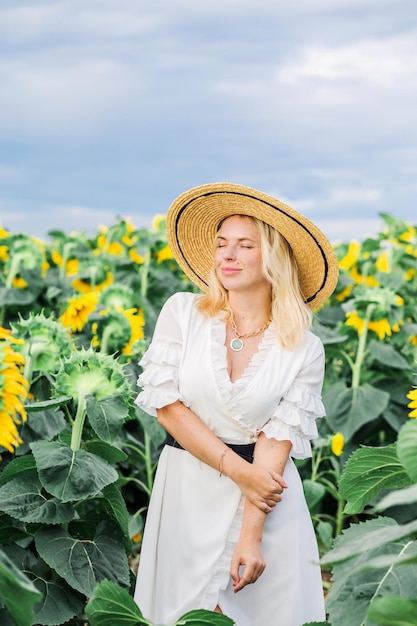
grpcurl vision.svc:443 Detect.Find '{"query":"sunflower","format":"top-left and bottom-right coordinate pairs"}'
top-left (59, 292), bottom-right (99, 332)
top-left (345, 311), bottom-right (401, 341)
top-left (399, 226), bottom-right (416, 243)
top-left (10, 311), bottom-right (73, 382)
top-left (0, 333), bottom-right (29, 455)
top-left (51, 250), bottom-right (80, 277)
top-left (91, 307), bottom-right (145, 356)
top-left (100, 284), bottom-right (135, 310)
top-left (3, 234), bottom-right (47, 288)
top-left (55, 347), bottom-right (132, 450)
top-left (152, 214), bottom-right (166, 231)
top-left (331, 432), bottom-right (345, 457)
top-left (129, 248), bottom-right (145, 264)
top-left (156, 244), bottom-right (173, 264)
top-left (375, 252), bottom-right (390, 273)
top-left (339, 241), bottom-right (361, 271)
top-left (407, 389), bottom-right (417, 418)
top-left (72, 271), bottom-right (114, 294)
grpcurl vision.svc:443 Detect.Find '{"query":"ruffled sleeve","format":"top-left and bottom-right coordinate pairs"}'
top-left (261, 334), bottom-right (326, 459)
top-left (134, 293), bottom-right (187, 416)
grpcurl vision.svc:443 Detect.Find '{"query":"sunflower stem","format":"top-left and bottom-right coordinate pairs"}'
top-left (23, 351), bottom-right (34, 386)
top-left (100, 322), bottom-right (118, 354)
top-left (144, 431), bottom-right (154, 494)
top-left (59, 242), bottom-right (74, 281)
top-left (310, 445), bottom-right (323, 482)
top-left (140, 251), bottom-right (151, 298)
top-left (351, 303), bottom-right (375, 390)
top-left (335, 491), bottom-right (346, 537)
top-left (71, 393), bottom-right (87, 451)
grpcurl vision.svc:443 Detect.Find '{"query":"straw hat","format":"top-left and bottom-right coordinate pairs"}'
top-left (166, 182), bottom-right (339, 309)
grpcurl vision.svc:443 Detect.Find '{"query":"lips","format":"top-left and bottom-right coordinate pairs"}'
top-left (221, 267), bottom-right (241, 275)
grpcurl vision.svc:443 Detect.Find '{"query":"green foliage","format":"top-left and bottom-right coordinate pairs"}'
top-left (323, 381), bottom-right (390, 440)
top-left (0, 216), bottom-right (196, 624)
top-left (367, 596), bottom-right (417, 626)
top-left (322, 420), bottom-right (417, 625)
top-left (0, 547), bottom-right (42, 626)
top-left (35, 522), bottom-right (130, 596)
top-left (85, 579), bottom-right (235, 626)
top-left (339, 444), bottom-right (411, 514)
top-left (397, 419), bottom-right (417, 482)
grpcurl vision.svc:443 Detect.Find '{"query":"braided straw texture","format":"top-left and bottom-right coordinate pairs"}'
top-left (167, 182), bottom-right (339, 310)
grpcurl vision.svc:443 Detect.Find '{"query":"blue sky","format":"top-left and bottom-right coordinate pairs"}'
top-left (0, 0), bottom-right (416, 243)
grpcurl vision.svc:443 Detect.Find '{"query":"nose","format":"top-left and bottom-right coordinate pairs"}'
top-left (223, 246), bottom-right (237, 261)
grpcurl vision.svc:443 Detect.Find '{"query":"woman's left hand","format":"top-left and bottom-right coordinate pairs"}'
top-left (230, 537), bottom-right (266, 593)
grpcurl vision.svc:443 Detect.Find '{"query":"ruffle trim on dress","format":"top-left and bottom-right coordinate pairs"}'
top-left (134, 341), bottom-right (182, 415)
top-left (199, 496), bottom-right (244, 610)
top-left (139, 342), bottom-right (181, 369)
top-left (261, 419), bottom-right (314, 459)
top-left (260, 381), bottom-right (326, 459)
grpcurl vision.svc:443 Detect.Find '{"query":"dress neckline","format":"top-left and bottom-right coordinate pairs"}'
top-left (211, 317), bottom-right (276, 388)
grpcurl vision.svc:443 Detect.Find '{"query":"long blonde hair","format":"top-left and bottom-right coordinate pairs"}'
top-left (196, 215), bottom-right (312, 350)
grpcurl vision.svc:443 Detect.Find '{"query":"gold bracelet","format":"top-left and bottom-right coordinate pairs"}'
top-left (219, 448), bottom-right (230, 477)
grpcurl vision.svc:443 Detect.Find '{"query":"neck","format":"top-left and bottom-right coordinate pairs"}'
top-left (227, 289), bottom-right (272, 326)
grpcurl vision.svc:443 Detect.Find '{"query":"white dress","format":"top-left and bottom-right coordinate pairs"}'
top-left (134, 292), bottom-right (326, 626)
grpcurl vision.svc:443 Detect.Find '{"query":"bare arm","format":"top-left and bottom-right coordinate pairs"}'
top-left (230, 433), bottom-right (292, 592)
top-left (157, 400), bottom-right (287, 511)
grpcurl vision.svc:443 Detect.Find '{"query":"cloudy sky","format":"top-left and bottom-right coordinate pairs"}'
top-left (0, 0), bottom-right (416, 243)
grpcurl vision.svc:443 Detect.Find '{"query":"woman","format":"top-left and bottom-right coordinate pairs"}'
top-left (134, 183), bottom-right (339, 625)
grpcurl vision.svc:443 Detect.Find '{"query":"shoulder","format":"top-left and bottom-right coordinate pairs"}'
top-left (161, 291), bottom-right (201, 317)
top-left (304, 330), bottom-right (325, 362)
top-left (164, 291), bottom-right (200, 307)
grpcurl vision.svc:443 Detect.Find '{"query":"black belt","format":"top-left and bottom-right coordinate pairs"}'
top-left (165, 432), bottom-right (255, 463)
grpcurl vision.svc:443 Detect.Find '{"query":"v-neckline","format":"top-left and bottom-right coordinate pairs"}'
top-left (212, 318), bottom-right (275, 388)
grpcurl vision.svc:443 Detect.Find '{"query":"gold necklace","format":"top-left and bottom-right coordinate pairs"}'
top-left (230, 315), bottom-right (272, 352)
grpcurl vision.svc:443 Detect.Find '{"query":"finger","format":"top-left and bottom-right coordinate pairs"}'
top-left (257, 502), bottom-right (272, 514)
top-left (233, 565), bottom-right (253, 592)
top-left (271, 472), bottom-right (288, 489)
top-left (230, 555), bottom-right (241, 586)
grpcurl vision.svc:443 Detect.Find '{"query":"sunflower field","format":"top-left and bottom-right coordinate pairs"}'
top-left (0, 213), bottom-right (416, 626)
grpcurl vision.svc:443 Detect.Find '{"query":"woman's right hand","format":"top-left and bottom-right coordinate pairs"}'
top-left (237, 464), bottom-right (288, 513)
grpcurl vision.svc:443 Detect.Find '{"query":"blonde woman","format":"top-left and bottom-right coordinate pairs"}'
top-left (134, 183), bottom-right (338, 626)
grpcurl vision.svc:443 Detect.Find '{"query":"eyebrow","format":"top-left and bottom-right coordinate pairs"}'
top-left (215, 235), bottom-right (257, 243)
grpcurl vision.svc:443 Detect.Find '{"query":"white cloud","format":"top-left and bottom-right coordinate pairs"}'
top-left (315, 217), bottom-right (382, 243)
top-left (2, 204), bottom-right (131, 238)
top-left (329, 187), bottom-right (382, 205)
top-left (279, 31), bottom-right (417, 87)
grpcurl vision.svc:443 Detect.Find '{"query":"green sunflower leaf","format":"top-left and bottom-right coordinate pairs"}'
top-left (32, 577), bottom-right (85, 625)
top-left (0, 455), bottom-right (37, 486)
top-left (367, 596), bottom-right (417, 625)
top-left (368, 339), bottom-right (411, 370)
top-left (0, 475), bottom-right (74, 524)
top-left (86, 394), bottom-right (129, 444)
top-left (85, 579), bottom-right (149, 626)
top-left (323, 381), bottom-right (390, 440)
top-left (30, 441), bottom-right (118, 502)
top-left (397, 419), bottom-right (417, 482)
top-left (324, 518), bottom-right (417, 626)
top-left (0, 547), bottom-right (42, 626)
top-left (339, 444), bottom-right (411, 514)
top-left (35, 521), bottom-right (130, 597)
top-left (174, 609), bottom-right (235, 625)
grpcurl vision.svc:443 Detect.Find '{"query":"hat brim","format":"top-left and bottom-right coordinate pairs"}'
top-left (166, 182), bottom-right (339, 310)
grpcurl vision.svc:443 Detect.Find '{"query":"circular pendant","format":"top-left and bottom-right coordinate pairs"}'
top-left (230, 338), bottom-right (244, 352)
